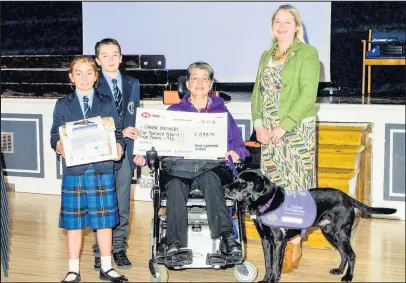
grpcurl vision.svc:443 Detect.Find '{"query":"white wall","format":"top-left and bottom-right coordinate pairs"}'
top-left (82, 2), bottom-right (331, 82)
top-left (1, 99), bottom-right (60, 195)
top-left (2, 98), bottom-right (404, 220)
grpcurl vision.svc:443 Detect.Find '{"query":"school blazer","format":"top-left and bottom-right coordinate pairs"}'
top-left (97, 73), bottom-right (141, 170)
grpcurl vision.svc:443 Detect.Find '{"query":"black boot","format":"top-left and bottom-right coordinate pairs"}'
top-left (94, 257), bottom-right (101, 269)
top-left (219, 232), bottom-right (242, 255)
top-left (113, 251), bottom-right (132, 269)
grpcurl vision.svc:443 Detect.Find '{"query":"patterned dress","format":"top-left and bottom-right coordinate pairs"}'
top-left (260, 60), bottom-right (316, 190)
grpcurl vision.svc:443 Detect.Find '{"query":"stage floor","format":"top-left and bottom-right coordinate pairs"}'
top-left (1, 192), bottom-right (405, 282)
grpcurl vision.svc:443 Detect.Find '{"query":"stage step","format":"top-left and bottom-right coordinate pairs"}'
top-left (317, 145), bottom-right (365, 170)
top-left (317, 168), bottom-right (360, 195)
top-left (317, 123), bottom-right (368, 146)
top-left (244, 214), bottom-right (259, 240)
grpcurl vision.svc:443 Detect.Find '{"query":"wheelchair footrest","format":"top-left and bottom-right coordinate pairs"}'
top-left (206, 253), bottom-right (227, 266)
top-left (165, 249), bottom-right (193, 267)
top-left (206, 253), bottom-right (244, 266)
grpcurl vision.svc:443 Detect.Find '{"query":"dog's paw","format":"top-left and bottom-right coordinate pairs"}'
top-left (329, 268), bottom-right (344, 275)
top-left (341, 274), bottom-right (353, 282)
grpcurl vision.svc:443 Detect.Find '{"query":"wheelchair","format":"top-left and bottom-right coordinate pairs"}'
top-left (146, 147), bottom-right (258, 282)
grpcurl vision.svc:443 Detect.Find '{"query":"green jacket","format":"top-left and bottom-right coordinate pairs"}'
top-left (251, 39), bottom-right (320, 132)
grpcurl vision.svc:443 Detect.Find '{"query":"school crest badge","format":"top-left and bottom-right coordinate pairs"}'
top-left (128, 102), bottom-right (135, 115)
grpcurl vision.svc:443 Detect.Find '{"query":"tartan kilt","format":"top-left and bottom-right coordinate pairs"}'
top-left (59, 168), bottom-right (119, 230)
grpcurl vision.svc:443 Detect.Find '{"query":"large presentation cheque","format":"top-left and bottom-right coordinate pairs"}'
top-left (59, 116), bottom-right (118, 167)
top-left (134, 108), bottom-right (228, 159)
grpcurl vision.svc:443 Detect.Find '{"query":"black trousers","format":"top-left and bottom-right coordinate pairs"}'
top-left (165, 168), bottom-right (234, 248)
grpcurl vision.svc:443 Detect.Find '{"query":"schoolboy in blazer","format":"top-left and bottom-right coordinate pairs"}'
top-left (92, 38), bottom-right (146, 269)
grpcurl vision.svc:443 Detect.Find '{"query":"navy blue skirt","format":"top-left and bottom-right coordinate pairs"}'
top-left (59, 167), bottom-right (119, 230)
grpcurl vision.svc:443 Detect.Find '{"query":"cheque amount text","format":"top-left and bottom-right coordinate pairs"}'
top-left (195, 132), bottom-right (216, 137)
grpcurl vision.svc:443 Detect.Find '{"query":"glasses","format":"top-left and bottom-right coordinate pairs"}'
top-left (189, 77), bottom-right (211, 83)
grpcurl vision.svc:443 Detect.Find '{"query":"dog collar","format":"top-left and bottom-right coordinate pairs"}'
top-left (257, 190), bottom-right (276, 214)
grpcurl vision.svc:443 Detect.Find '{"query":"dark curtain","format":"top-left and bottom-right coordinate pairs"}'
top-left (0, 1), bottom-right (83, 55)
top-left (331, 1), bottom-right (406, 96)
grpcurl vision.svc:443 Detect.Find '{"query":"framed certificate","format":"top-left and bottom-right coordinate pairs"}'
top-left (59, 116), bottom-right (118, 167)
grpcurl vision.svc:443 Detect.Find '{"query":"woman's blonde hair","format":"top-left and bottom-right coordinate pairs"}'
top-left (270, 4), bottom-right (305, 43)
top-left (69, 56), bottom-right (99, 81)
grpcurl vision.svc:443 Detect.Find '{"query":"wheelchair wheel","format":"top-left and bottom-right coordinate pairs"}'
top-left (151, 263), bottom-right (168, 282)
top-left (234, 260), bottom-right (258, 282)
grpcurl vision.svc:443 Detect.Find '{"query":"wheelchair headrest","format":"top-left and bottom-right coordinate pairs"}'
top-left (177, 76), bottom-right (188, 99)
top-left (176, 76), bottom-right (231, 102)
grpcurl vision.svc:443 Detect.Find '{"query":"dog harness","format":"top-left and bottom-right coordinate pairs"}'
top-left (259, 189), bottom-right (317, 236)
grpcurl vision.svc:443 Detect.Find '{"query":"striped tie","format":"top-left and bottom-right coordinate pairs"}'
top-left (112, 79), bottom-right (123, 117)
top-left (83, 96), bottom-right (90, 118)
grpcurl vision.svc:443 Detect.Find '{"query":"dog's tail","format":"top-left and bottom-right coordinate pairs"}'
top-left (347, 196), bottom-right (397, 215)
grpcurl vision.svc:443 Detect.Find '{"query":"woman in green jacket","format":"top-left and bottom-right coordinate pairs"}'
top-left (251, 4), bottom-right (320, 273)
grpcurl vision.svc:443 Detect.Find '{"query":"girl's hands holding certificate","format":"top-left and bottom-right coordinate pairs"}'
top-left (56, 140), bottom-right (65, 159)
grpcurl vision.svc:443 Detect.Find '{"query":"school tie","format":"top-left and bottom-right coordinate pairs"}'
top-left (83, 95), bottom-right (90, 118)
top-left (112, 79), bottom-right (123, 117)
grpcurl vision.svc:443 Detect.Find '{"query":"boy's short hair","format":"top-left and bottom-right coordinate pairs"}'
top-left (95, 38), bottom-right (122, 57)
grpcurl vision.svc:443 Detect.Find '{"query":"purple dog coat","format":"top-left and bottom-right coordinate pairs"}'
top-left (259, 189), bottom-right (317, 235)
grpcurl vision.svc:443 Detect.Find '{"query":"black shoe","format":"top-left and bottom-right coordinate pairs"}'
top-left (167, 244), bottom-right (179, 256)
top-left (113, 251), bottom-right (132, 269)
top-left (219, 232), bottom-right (242, 255)
top-left (99, 268), bottom-right (128, 283)
top-left (61, 271), bottom-right (81, 283)
top-left (167, 244), bottom-right (189, 256)
top-left (94, 256), bottom-right (101, 269)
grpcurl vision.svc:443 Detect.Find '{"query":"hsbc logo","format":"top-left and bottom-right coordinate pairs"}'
top-left (141, 112), bottom-right (161, 118)
top-left (141, 112), bottom-right (151, 118)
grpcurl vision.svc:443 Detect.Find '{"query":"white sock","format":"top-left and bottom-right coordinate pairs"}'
top-left (101, 256), bottom-right (120, 278)
top-left (64, 259), bottom-right (79, 281)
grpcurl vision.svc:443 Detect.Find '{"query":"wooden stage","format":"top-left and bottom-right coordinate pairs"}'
top-left (1, 192), bottom-right (405, 282)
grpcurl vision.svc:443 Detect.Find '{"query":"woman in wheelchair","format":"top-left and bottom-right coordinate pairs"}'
top-left (164, 62), bottom-right (249, 257)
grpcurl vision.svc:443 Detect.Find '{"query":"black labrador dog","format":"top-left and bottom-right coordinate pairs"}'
top-left (224, 169), bottom-right (397, 283)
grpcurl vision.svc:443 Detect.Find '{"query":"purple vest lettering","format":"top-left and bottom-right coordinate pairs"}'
top-left (260, 189), bottom-right (317, 234)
